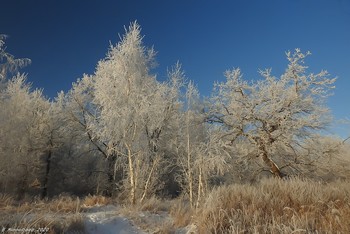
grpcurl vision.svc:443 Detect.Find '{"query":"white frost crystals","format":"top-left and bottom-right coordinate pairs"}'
top-left (65, 22), bottom-right (188, 202)
top-left (209, 49), bottom-right (336, 178)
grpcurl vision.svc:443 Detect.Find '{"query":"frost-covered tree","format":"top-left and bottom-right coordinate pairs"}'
top-left (67, 22), bottom-right (183, 202)
top-left (179, 82), bottom-right (227, 207)
top-left (0, 74), bottom-right (52, 198)
top-left (210, 49), bottom-right (336, 178)
top-left (42, 91), bottom-right (108, 197)
top-left (0, 35), bottom-right (31, 83)
top-left (90, 22), bottom-right (180, 202)
top-left (296, 136), bottom-right (350, 180)
top-left (162, 69), bottom-right (228, 207)
top-left (91, 22), bottom-right (158, 202)
top-left (0, 38), bottom-right (57, 198)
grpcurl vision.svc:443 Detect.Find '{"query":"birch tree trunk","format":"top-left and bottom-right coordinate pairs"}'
top-left (126, 143), bottom-right (136, 205)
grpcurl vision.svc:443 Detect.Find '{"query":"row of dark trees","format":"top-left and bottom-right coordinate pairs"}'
top-left (1, 24), bottom-right (349, 206)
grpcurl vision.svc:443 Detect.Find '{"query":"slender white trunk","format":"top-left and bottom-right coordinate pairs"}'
top-left (140, 156), bottom-right (158, 203)
top-left (126, 143), bottom-right (136, 204)
top-left (186, 112), bottom-right (193, 207)
top-left (196, 167), bottom-right (203, 208)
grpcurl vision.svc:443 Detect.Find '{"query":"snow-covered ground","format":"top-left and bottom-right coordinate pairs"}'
top-left (82, 205), bottom-right (194, 234)
top-left (83, 205), bottom-right (145, 234)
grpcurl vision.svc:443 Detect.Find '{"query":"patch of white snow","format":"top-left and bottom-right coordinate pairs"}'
top-left (83, 205), bottom-right (145, 234)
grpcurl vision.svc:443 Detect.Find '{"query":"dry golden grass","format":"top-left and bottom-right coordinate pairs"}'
top-left (169, 198), bottom-right (194, 228)
top-left (2, 213), bottom-right (85, 234)
top-left (50, 214), bottom-right (85, 233)
top-left (0, 195), bottom-right (83, 215)
top-left (0, 194), bottom-right (103, 234)
top-left (0, 193), bottom-right (14, 208)
top-left (2, 178), bottom-right (350, 233)
top-left (116, 196), bottom-right (176, 233)
top-left (3, 215), bottom-right (54, 234)
top-left (155, 223), bottom-right (175, 234)
top-left (82, 194), bottom-right (111, 207)
top-left (139, 196), bottom-right (172, 213)
top-left (45, 195), bottom-right (81, 213)
top-left (194, 178), bottom-right (350, 233)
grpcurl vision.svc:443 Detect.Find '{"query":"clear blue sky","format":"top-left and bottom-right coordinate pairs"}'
top-left (1, 0), bottom-right (349, 137)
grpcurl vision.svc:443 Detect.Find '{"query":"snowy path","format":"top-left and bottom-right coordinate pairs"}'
top-left (83, 205), bottom-right (145, 234)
